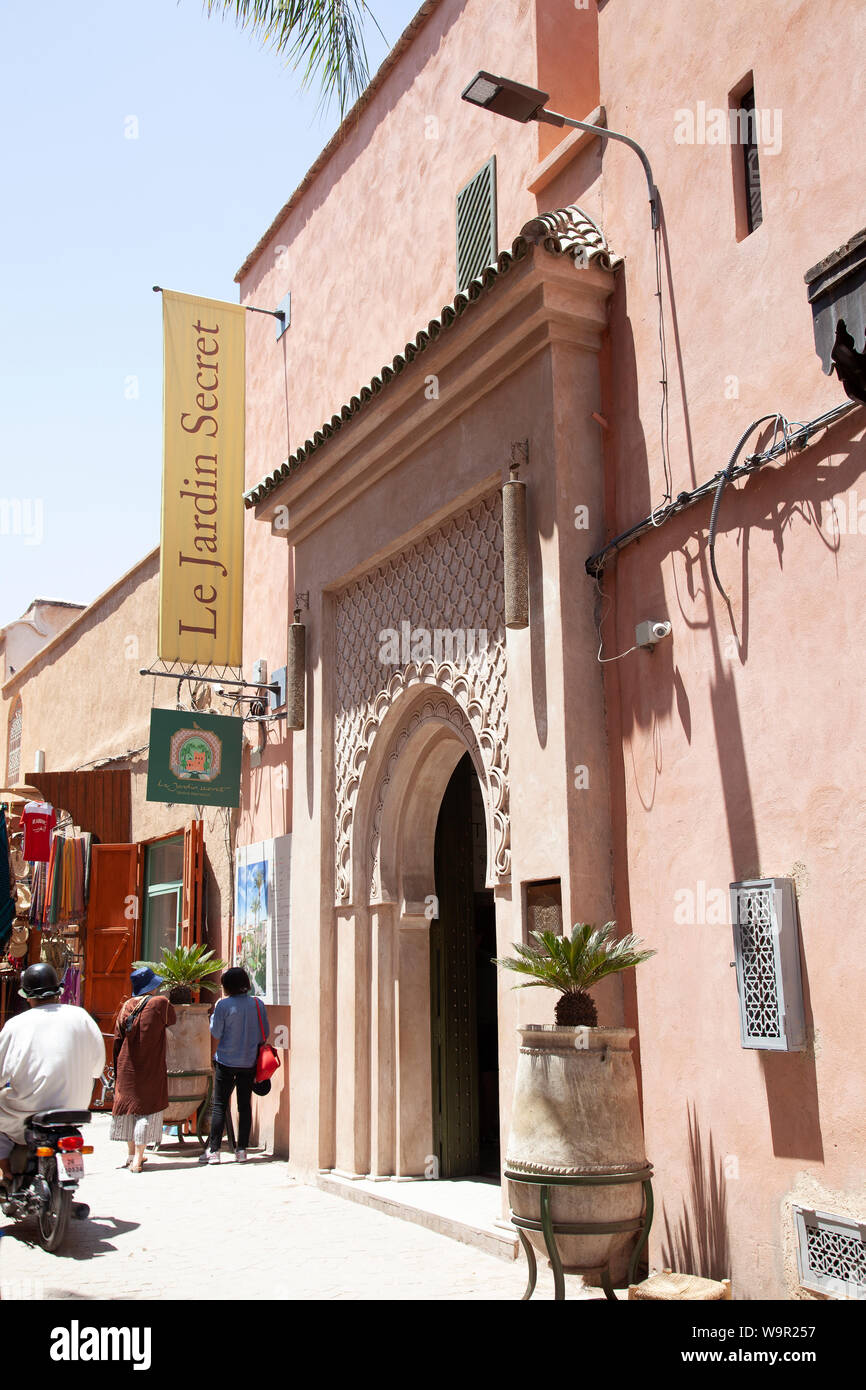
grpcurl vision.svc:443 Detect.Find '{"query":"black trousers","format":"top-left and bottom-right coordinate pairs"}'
top-left (209, 1061), bottom-right (255, 1152)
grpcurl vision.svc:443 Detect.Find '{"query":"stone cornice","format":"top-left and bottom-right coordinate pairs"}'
top-left (254, 247), bottom-right (616, 547)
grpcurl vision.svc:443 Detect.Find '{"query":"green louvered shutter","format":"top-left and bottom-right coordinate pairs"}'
top-left (456, 156), bottom-right (498, 293)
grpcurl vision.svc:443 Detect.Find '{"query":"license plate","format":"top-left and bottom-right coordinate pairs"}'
top-left (59, 1151), bottom-right (83, 1179)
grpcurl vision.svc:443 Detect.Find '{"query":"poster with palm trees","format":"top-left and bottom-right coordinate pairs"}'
top-left (235, 854), bottom-right (269, 995)
top-left (233, 836), bottom-right (292, 1005)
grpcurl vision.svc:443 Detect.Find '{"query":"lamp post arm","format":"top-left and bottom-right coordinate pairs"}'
top-left (540, 108), bottom-right (659, 229)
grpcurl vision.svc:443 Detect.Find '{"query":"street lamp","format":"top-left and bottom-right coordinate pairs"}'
top-left (461, 71), bottom-right (659, 229)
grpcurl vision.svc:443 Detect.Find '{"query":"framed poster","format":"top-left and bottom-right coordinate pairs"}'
top-left (234, 835), bottom-right (290, 1004)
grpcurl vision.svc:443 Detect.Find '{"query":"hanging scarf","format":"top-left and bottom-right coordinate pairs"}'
top-left (0, 809), bottom-right (14, 952)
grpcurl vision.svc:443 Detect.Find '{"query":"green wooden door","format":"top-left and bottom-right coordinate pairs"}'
top-left (430, 754), bottom-right (480, 1178)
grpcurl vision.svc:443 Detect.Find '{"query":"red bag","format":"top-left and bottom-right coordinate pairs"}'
top-left (254, 998), bottom-right (280, 1083)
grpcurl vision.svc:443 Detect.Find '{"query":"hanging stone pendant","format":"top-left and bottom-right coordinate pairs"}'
top-left (503, 441), bottom-right (529, 629)
top-left (286, 607), bottom-right (306, 730)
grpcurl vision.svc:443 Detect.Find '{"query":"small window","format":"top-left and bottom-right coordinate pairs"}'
top-left (143, 836), bottom-right (183, 961)
top-left (6, 698), bottom-right (22, 785)
top-left (525, 878), bottom-right (562, 941)
top-left (729, 80), bottom-right (763, 239)
top-left (456, 156), bottom-right (498, 292)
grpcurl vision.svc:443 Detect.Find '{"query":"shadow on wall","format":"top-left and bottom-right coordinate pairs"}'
top-left (661, 1102), bottom-right (731, 1281)
top-left (760, 933), bottom-right (823, 1161)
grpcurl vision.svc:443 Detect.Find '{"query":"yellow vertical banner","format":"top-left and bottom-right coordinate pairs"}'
top-left (158, 290), bottom-right (245, 666)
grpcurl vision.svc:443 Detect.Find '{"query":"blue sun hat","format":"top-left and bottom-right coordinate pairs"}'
top-left (131, 966), bottom-right (164, 997)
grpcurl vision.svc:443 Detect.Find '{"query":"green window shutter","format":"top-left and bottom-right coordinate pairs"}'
top-left (456, 155), bottom-right (497, 292)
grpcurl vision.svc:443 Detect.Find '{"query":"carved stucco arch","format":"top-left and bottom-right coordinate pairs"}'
top-left (333, 492), bottom-right (509, 905)
top-left (345, 680), bottom-right (506, 911)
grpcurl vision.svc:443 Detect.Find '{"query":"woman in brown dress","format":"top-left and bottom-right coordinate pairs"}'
top-left (110, 967), bottom-right (176, 1172)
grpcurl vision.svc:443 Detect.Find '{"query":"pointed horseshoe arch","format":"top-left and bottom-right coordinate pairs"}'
top-left (347, 684), bottom-right (503, 913)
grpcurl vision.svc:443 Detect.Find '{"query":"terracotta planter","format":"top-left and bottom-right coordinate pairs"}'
top-left (505, 1025), bottom-right (647, 1284)
top-left (164, 1003), bottom-right (212, 1123)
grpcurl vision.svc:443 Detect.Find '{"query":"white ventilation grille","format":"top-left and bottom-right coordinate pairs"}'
top-left (794, 1207), bottom-right (866, 1299)
top-left (736, 884), bottom-right (782, 1038)
top-left (456, 156), bottom-right (497, 292)
top-left (730, 878), bottom-right (806, 1051)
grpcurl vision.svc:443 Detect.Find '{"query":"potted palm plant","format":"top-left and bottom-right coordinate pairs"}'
top-left (133, 943), bottom-right (227, 1004)
top-left (495, 922), bottom-right (656, 1287)
top-left (132, 944), bottom-right (227, 1131)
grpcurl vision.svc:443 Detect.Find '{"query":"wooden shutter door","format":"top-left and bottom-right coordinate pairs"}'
top-left (181, 819), bottom-right (204, 947)
top-left (83, 842), bottom-right (141, 1101)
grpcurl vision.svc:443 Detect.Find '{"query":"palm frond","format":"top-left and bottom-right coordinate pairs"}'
top-left (204, 0), bottom-right (383, 115)
top-left (494, 920), bottom-right (655, 1001)
top-left (133, 943), bottom-right (227, 988)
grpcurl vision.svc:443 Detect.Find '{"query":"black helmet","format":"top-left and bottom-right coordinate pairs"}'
top-left (19, 962), bottom-right (62, 1000)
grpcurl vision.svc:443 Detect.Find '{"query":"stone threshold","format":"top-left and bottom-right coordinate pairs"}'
top-left (314, 1171), bottom-right (519, 1263)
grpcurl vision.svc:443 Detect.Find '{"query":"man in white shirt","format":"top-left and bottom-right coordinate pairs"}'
top-left (0, 963), bottom-right (105, 1186)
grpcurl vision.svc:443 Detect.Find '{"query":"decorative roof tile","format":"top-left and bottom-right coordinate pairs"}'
top-left (244, 206), bottom-right (620, 508)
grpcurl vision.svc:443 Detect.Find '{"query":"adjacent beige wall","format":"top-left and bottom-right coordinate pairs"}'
top-left (0, 549), bottom-right (264, 1141)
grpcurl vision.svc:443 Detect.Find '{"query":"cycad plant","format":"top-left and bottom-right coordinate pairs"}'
top-left (133, 944), bottom-right (228, 1004)
top-left (494, 922), bottom-right (656, 1027)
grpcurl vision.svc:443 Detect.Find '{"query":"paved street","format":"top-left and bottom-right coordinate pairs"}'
top-left (0, 1116), bottom-right (599, 1301)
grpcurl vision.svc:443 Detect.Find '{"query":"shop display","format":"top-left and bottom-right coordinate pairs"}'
top-left (21, 800), bottom-right (57, 862)
top-left (30, 830), bottom-right (92, 927)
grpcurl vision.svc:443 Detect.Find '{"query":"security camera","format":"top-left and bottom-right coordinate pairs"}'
top-left (635, 619), bottom-right (672, 649)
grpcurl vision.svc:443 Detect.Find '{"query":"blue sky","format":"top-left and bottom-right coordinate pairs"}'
top-left (0, 0), bottom-right (421, 627)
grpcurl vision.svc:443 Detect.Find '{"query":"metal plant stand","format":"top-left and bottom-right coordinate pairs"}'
top-left (148, 1070), bottom-right (236, 1153)
top-left (505, 1164), bottom-right (654, 1301)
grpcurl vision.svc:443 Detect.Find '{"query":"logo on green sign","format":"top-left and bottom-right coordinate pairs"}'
top-left (169, 728), bottom-right (222, 781)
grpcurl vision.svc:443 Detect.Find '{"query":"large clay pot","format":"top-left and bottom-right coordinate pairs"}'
top-left (164, 1003), bottom-right (212, 1123)
top-left (505, 1025), bottom-right (647, 1284)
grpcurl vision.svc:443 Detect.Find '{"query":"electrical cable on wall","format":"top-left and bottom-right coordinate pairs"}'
top-left (707, 413), bottom-right (795, 601)
top-left (585, 398), bottom-right (859, 578)
top-left (593, 574), bottom-right (639, 663)
top-left (650, 222), bottom-right (672, 524)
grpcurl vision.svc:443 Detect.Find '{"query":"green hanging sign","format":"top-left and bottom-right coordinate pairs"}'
top-left (146, 709), bottom-right (243, 807)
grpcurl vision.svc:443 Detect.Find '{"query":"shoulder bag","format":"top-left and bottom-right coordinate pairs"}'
top-left (252, 996), bottom-right (280, 1096)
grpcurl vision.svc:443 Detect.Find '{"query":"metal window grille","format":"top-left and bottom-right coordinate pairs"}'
top-left (6, 699), bottom-right (21, 784)
top-left (740, 88), bottom-right (763, 234)
top-left (794, 1207), bottom-right (866, 1299)
top-left (456, 156), bottom-right (497, 292)
top-left (730, 878), bottom-right (805, 1051)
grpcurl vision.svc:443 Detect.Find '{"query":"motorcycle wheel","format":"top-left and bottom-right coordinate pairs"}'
top-left (37, 1167), bottom-right (72, 1252)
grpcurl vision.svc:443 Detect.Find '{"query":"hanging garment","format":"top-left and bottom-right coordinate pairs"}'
top-left (0, 809), bottom-right (14, 953)
top-left (29, 860), bottom-right (45, 926)
top-left (60, 965), bottom-right (81, 1007)
top-left (47, 833), bottom-right (63, 925)
top-left (21, 802), bottom-right (56, 863)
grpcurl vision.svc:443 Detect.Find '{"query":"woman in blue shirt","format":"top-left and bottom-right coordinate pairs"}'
top-left (204, 967), bottom-right (269, 1164)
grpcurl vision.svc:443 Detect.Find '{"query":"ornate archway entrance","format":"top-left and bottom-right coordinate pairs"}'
top-left (430, 751), bottom-right (499, 1179)
top-left (344, 680), bottom-right (507, 1178)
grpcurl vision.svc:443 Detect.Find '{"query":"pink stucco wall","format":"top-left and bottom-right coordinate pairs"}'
top-left (236, 0), bottom-right (866, 1291)
top-left (587, 0), bottom-right (866, 1298)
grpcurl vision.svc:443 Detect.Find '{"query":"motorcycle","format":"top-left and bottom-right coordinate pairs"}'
top-left (1, 1109), bottom-right (92, 1251)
